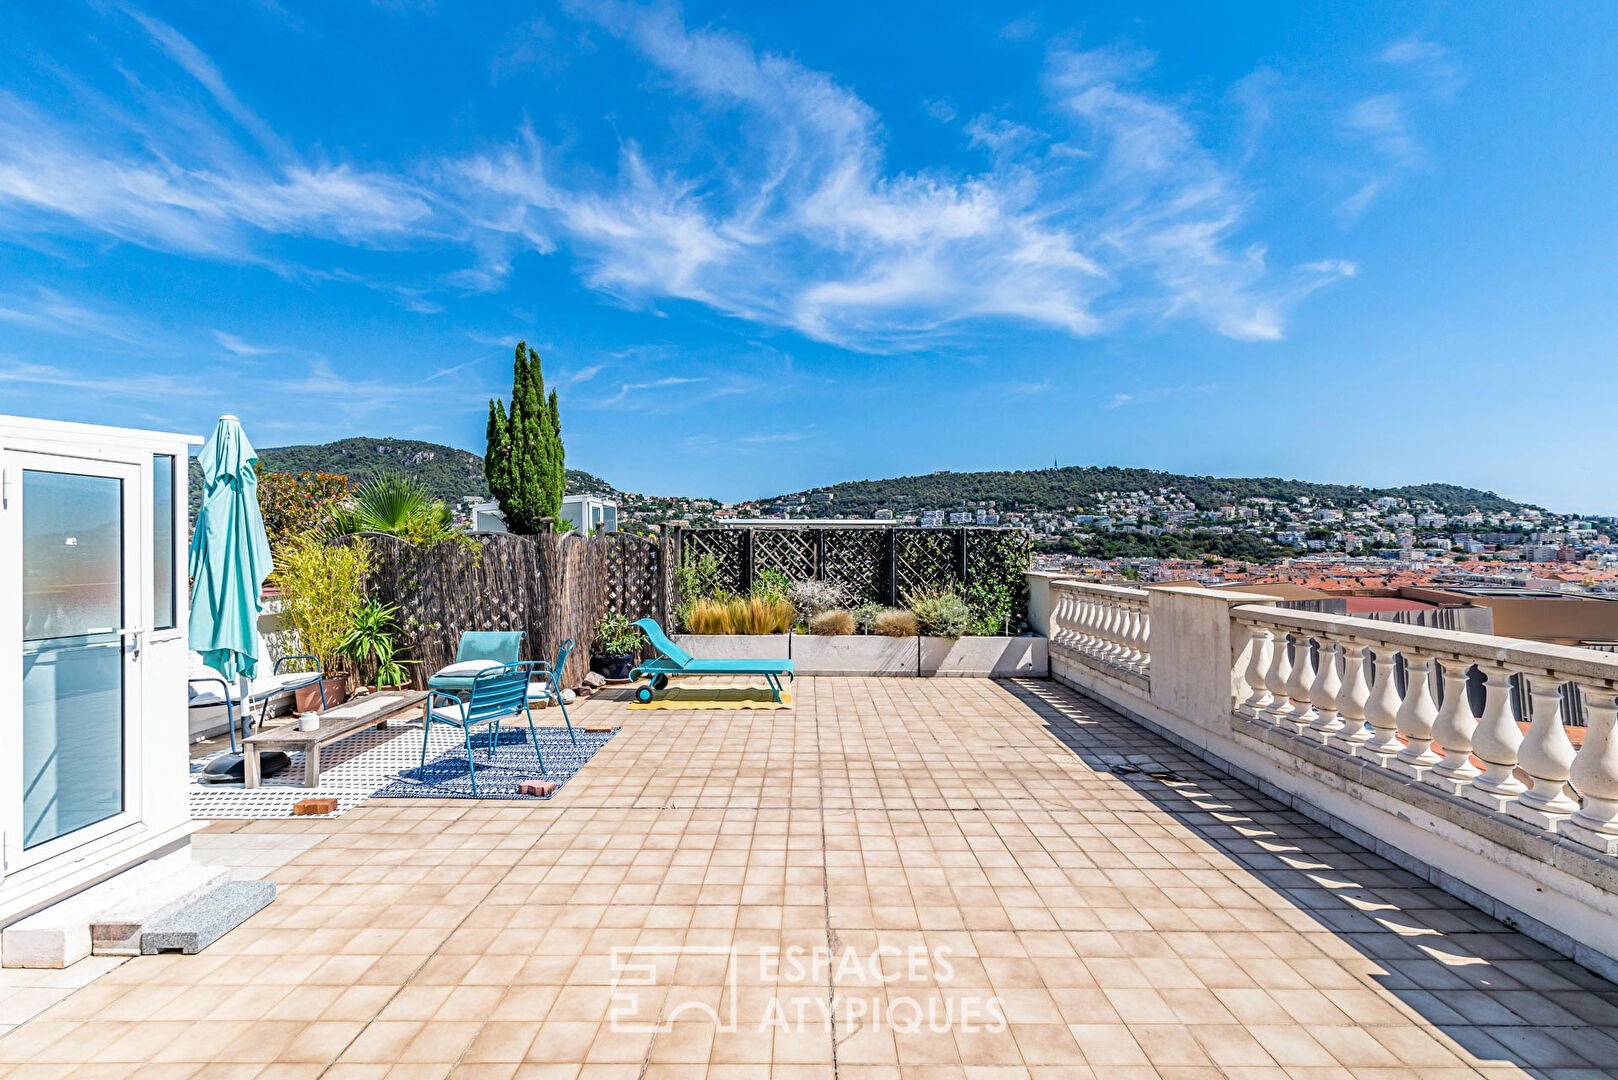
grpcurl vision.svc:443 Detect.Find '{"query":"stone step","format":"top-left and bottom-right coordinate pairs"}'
top-left (141, 880), bottom-right (276, 956)
top-left (2, 851), bottom-right (194, 969)
top-left (89, 863), bottom-right (234, 957)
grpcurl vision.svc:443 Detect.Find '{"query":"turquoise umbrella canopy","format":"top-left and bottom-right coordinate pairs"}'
top-left (188, 415), bottom-right (274, 682)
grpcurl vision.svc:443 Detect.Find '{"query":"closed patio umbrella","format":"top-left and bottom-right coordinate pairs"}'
top-left (189, 415), bottom-right (279, 776)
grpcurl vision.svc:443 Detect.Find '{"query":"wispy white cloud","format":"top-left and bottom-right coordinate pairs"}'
top-left (0, 1), bottom-right (1358, 354)
top-left (1336, 37), bottom-right (1463, 220)
top-left (446, 2), bottom-right (1349, 348)
top-left (1105, 383), bottom-right (1216, 410)
top-left (213, 330), bottom-right (277, 355)
top-left (999, 17), bottom-right (1040, 42)
top-left (597, 375), bottom-right (706, 406)
top-left (0, 288), bottom-right (153, 345)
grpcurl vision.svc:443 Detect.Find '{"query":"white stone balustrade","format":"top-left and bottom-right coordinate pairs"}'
top-left (1048, 581), bottom-right (1151, 677)
top-left (1231, 604), bottom-right (1618, 856)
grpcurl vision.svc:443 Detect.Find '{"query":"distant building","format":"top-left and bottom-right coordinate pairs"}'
top-left (470, 493), bottom-right (619, 535)
top-left (920, 510), bottom-right (945, 527)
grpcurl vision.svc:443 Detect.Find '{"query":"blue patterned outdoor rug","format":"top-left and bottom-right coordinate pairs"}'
top-left (373, 725), bottom-right (616, 799)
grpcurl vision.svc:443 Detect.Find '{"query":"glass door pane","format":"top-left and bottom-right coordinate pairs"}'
top-left (21, 469), bottom-right (127, 849)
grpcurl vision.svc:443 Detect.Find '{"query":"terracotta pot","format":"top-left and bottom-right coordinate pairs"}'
top-left (294, 673), bottom-right (350, 712)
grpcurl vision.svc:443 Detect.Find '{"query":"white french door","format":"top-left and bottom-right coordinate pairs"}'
top-left (1, 451), bottom-right (145, 873)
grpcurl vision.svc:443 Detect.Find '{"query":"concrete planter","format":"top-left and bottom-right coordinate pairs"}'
top-left (672, 632), bottom-right (1047, 677)
top-left (919, 635), bottom-right (1048, 678)
top-left (790, 634), bottom-right (918, 676)
top-left (671, 634), bottom-right (791, 659)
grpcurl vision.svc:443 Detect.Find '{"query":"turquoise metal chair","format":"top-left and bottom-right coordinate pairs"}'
top-left (427, 631), bottom-right (525, 694)
top-left (525, 637), bottom-right (578, 745)
top-left (420, 661), bottom-right (542, 796)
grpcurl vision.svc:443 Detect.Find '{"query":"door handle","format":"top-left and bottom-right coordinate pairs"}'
top-left (118, 627), bottom-right (148, 660)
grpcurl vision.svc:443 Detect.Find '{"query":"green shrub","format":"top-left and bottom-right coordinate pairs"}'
top-left (851, 602), bottom-right (882, 634)
top-left (905, 584), bottom-right (972, 638)
top-left (752, 568), bottom-right (791, 603)
top-left (275, 534), bottom-right (373, 673)
top-left (809, 609), bottom-right (855, 636)
top-left (592, 612), bottom-right (644, 656)
top-left (872, 608), bottom-right (919, 637)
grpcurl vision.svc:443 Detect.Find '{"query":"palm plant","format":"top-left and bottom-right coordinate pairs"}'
top-left (325, 474), bottom-right (456, 544)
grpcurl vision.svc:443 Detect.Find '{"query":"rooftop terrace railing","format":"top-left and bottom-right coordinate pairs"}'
top-left (1037, 575), bottom-right (1618, 979)
top-left (1231, 604), bottom-right (1618, 854)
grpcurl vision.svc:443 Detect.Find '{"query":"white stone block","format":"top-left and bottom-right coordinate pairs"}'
top-left (2, 852), bottom-right (193, 969)
top-left (790, 634), bottom-right (917, 676)
top-left (919, 636), bottom-right (1048, 677)
top-left (90, 863), bottom-right (233, 956)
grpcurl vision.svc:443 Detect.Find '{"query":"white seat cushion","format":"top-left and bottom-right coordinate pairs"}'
top-left (430, 703), bottom-right (471, 725)
top-left (526, 681), bottom-right (552, 700)
top-left (433, 659), bottom-right (504, 680)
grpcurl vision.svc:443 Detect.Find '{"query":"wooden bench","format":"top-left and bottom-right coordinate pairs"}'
top-left (243, 690), bottom-right (427, 789)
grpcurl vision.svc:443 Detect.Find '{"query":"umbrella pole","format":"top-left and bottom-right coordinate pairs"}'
top-left (238, 674), bottom-right (252, 742)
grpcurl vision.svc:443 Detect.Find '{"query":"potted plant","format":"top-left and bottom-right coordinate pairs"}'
top-left (590, 612), bottom-right (644, 682)
top-left (342, 599), bottom-right (418, 691)
top-left (274, 532), bottom-right (372, 709)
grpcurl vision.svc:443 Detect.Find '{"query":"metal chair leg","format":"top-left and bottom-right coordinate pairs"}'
top-left (463, 726), bottom-right (479, 797)
top-left (557, 692), bottom-right (576, 745)
top-left (526, 705), bottom-right (545, 774)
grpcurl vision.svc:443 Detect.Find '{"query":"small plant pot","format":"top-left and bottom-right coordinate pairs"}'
top-left (593, 653), bottom-right (636, 682)
top-left (295, 673), bottom-right (350, 712)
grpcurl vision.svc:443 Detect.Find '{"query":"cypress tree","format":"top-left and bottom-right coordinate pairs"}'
top-left (485, 397), bottom-right (511, 508)
top-left (484, 341), bottom-right (565, 533)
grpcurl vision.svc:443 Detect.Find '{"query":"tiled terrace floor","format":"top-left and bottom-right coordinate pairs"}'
top-left (3, 676), bottom-right (1618, 1079)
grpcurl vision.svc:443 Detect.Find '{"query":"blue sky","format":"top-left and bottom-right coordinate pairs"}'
top-left (2, 2), bottom-right (1615, 511)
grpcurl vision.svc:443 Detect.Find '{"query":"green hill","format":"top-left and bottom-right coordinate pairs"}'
top-left (766, 465), bottom-right (1537, 516)
top-left (255, 438), bottom-right (487, 504)
top-left (201, 437), bottom-right (623, 506)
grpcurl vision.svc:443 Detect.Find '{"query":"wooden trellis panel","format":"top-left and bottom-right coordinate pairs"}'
top-left (673, 525), bottom-right (1032, 620)
top-left (823, 529), bottom-right (885, 605)
top-left (894, 529), bottom-right (959, 599)
top-left (753, 529), bottom-right (817, 582)
top-left (681, 529), bottom-right (746, 594)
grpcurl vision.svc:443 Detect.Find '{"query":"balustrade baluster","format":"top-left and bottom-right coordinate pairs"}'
top-left (1464, 663), bottom-right (1527, 810)
top-left (1307, 640), bottom-right (1344, 741)
top-left (1074, 593), bottom-right (1094, 651)
top-left (1361, 646), bottom-right (1404, 764)
top-left (1262, 631), bottom-right (1294, 723)
top-left (1097, 601), bottom-right (1120, 659)
top-left (1429, 660), bottom-right (1482, 793)
top-left (1238, 624), bottom-right (1274, 717)
top-left (1333, 639), bottom-right (1373, 750)
top-left (1117, 604), bottom-right (1141, 667)
top-left (1135, 605), bottom-right (1151, 670)
top-left (1507, 675), bottom-right (1580, 829)
top-left (1283, 635), bottom-right (1318, 731)
top-left (1392, 652), bottom-right (1442, 778)
top-left (1565, 682), bottom-right (1618, 855)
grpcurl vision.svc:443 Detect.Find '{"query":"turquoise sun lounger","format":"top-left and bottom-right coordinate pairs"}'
top-left (629, 618), bottom-right (794, 703)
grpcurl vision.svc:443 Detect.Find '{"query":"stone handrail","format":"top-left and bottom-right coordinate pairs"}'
top-left (1232, 603), bottom-right (1618, 857)
top-left (1049, 580), bottom-right (1151, 676)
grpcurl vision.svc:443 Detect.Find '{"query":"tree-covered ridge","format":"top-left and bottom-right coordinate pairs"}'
top-left (242, 438), bottom-right (622, 508)
top-left (256, 438), bottom-right (487, 505)
top-left (769, 466), bottom-right (1538, 515)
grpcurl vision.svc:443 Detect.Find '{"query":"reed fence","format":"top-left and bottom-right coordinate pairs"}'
top-left (353, 530), bottom-right (671, 687)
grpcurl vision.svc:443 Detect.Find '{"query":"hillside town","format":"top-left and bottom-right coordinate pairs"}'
top-left (578, 481), bottom-right (1618, 597)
